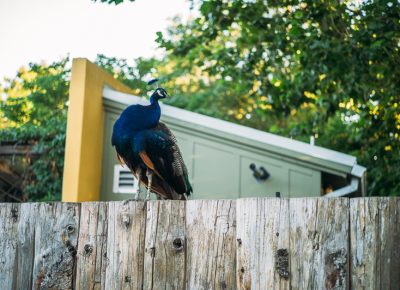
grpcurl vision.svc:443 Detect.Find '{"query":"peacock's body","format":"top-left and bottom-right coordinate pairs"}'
top-left (111, 87), bottom-right (192, 201)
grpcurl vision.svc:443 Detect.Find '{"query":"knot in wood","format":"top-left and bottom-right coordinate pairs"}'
top-left (237, 238), bottom-right (242, 246)
top-left (67, 245), bottom-right (77, 257)
top-left (275, 248), bottom-right (289, 279)
top-left (66, 224), bottom-right (75, 234)
top-left (121, 214), bottom-right (131, 229)
top-left (149, 247), bottom-right (155, 257)
top-left (325, 249), bottom-right (347, 289)
top-left (83, 244), bottom-right (93, 256)
top-left (41, 248), bottom-right (51, 260)
top-left (172, 238), bottom-right (184, 251)
top-left (11, 207), bottom-right (18, 222)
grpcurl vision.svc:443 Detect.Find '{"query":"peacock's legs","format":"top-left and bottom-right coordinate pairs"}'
top-left (143, 168), bottom-right (153, 209)
top-left (145, 169), bottom-right (153, 200)
top-left (134, 167), bottom-right (142, 201)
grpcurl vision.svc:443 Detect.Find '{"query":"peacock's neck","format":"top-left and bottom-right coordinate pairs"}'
top-left (150, 95), bottom-right (157, 105)
top-left (117, 100), bottom-right (161, 135)
top-left (150, 100), bottom-right (161, 122)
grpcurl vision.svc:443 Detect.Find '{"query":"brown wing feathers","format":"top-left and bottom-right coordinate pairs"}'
top-left (117, 122), bottom-right (190, 199)
top-left (138, 151), bottom-right (164, 180)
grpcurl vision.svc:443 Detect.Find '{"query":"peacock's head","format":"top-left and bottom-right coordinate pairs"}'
top-left (150, 88), bottom-right (168, 103)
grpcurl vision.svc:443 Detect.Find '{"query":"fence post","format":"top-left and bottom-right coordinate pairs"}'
top-left (350, 197), bottom-right (400, 289)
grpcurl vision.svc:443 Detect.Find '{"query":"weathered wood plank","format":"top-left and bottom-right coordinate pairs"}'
top-left (31, 202), bottom-right (80, 290)
top-left (0, 203), bottom-right (20, 290)
top-left (0, 197), bottom-right (399, 289)
top-left (350, 197), bottom-right (400, 289)
top-left (143, 200), bottom-right (185, 290)
top-left (350, 198), bottom-right (380, 290)
top-left (0, 144), bottom-right (38, 156)
top-left (289, 198), bottom-right (349, 290)
top-left (104, 201), bottom-right (146, 290)
top-left (186, 199), bottom-right (236, 290)
top-left (75, 202), bottom-right (108, 290)
top-left (15, 203), bottom-right (39, 290)
top-left (236, 198), bottom-right (290, 290)
top-left (378, 198), bottom-right (400, 290)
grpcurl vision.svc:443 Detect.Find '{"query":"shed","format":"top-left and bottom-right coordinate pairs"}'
top-left (62, 59), bottom-right (366, 202)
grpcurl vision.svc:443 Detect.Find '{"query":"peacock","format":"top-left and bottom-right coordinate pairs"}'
top-left (111, 83), bottom-right (192, 202)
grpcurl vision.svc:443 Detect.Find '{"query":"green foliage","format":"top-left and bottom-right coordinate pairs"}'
top-left (0, 55), bottom-right (160, 201)
top-left (2, 0), bottom-right (399, 198)
top-left (94, 54), bottom-right (153, 96)
top-left (152, 0), bottom-right (400, 196)
top-left (0, 58), bottom-right (70, 201)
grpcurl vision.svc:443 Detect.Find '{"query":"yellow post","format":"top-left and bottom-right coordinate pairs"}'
top-left (62, 58), bottom-right (132, 202)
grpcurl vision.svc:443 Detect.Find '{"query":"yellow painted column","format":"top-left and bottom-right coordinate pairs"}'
top-left (62, 58), bottom-right (132, 202)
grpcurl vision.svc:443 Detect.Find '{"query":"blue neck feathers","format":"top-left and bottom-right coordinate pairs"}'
top-left (112, 98), bottom-right (161, 146)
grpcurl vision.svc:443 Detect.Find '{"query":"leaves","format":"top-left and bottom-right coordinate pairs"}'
top-left (0, 55), bottom-right (161, 201)
top-left (150, 0), bottom-right (400, 196)
top-left (0, 58), bottom-right (70, 201)
top-left (2, 0), bottom-right (399, 198)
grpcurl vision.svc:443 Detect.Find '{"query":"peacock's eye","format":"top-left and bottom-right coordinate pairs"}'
top-left (157, 90), bottom-right (163, 97)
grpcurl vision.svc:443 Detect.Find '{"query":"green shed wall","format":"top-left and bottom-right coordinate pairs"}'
top-left (101, 102), bottom-right (321, 201)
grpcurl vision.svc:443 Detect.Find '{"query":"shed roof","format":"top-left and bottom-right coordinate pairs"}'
top-left (103, 86), bottom-right (362, 175)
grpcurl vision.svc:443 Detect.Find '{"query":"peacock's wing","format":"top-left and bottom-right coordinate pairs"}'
top-left (137, 122), bottom-right (192, 197)
top-left (154, 122), bottom-right (192, 192)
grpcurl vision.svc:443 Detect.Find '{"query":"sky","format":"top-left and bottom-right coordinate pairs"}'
top-left (0, 0), bottom-right (192, 80)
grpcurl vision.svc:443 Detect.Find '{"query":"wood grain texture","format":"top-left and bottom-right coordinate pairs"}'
top-left (236, 198), bottom-right (290, 290)
top-left (0, 198), bottom-right (399, 289)
top-left (143, 200), bottom-right (186, 290)
top-left (186, 199), bottom-right (236, 290)
top-left (31, 202), bottom-right (80, 290)
top-left (75, 202), bottom-right (108, 290)
top-left (289, 198), bottom-right (349, 290)
top-left (0, 203), bottom-right (20, 290)
top-left (15, 203), bottom-right (39, 290)
top-left (350, 197), bottom-right (400, 290)
top-left (104, 201), bottom-right (146, 290)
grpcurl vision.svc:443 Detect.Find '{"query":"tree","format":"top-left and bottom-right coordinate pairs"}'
top-left (3, 0), bottom-right (399, 197)
top-left (94, 54), bottom-right (151, 95)
top-left (0, 58), bottom-right (70, 201)
top-left (150, 0), bottom-right (400, 196)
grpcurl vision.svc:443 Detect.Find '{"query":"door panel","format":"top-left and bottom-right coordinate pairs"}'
top-left (289, 168), bottom-right (321, 197)
top-left (192, 142), bottom-right (239, 199)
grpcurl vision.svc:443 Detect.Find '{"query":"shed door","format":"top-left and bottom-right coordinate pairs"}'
top-left (191, 141), bottom-right (240, 199)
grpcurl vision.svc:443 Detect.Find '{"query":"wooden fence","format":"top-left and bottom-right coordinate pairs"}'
top-left (0, 198), bottom-right (398, 290)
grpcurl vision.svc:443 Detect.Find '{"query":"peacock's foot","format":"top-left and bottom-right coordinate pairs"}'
top-left (133, 189), bottom-right (141, 201)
